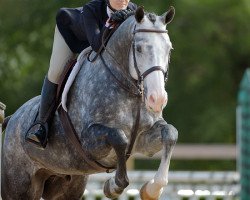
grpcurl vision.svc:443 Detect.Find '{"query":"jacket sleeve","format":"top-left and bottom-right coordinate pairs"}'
top-left (81, 7), bottom-right (109, 52)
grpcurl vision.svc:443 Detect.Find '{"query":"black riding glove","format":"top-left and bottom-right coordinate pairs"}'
top-left (110, 9), bottom-right (135, 23)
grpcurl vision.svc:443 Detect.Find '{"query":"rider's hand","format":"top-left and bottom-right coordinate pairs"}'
top-left (110, 9), bottom-right (134, 23)
top-left (105, 18), bottom-right (118, 29)
top-left (105, 18), bottom-right (112, 27)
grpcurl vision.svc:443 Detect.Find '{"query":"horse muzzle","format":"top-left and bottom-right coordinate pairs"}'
top-left (145, 91), bottom-right (168, 113)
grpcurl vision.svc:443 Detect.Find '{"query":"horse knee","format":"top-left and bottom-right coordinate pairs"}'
top-left (107, 129), bottom-right (128, 151)
top-left (169, 124), bottom-right (178, 143)
top-left (161, 124), bottom-right (178, 146)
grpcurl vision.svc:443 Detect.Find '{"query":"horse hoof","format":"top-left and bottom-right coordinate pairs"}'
top-left (140, 182), bottom-right (160, 200)
top-left (104, 178), bottom-right (124, 199)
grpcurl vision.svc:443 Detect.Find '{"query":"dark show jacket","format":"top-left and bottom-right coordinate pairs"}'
top-left (56, 0), bottom-right (137, 53)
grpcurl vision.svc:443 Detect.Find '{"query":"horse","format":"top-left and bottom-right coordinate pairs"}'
top-left (1, 6), bottom-right (178, 200)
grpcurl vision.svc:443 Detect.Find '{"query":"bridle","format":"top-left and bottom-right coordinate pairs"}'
top-left (131, 25), bottom-right (169, 99)
top-left (97, 23), bottom-right (170, 100)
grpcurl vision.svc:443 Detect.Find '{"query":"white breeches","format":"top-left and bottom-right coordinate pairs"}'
top-left (48, 26), bottom-right (76, 84)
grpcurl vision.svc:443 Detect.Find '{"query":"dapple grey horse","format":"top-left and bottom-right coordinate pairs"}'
top-left (2, 7), bottom-right (178, 200)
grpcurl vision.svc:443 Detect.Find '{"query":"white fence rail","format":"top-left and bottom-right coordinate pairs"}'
top-left (84, 171), bottom-right (240, 200)
top-left (143, 144), bottom-right (237, 160)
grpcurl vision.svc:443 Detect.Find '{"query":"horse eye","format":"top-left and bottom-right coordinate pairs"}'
top-left (136, 45), bottom-right (142, 53)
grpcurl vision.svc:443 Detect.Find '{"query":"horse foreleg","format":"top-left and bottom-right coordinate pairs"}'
top-left (138, 122), bottom-right (178, 200)
top-left (102, 127), bottom-right (129, 199)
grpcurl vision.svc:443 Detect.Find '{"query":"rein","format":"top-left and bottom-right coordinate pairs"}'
top-left (87, 25), bottom-right (116, 63)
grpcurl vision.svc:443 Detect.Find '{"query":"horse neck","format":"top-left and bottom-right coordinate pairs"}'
top-left (102, 17), bottom-right (135, 76)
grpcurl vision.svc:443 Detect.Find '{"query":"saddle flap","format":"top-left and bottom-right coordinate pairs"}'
top-left (56, 59), bottom-right (77, 104)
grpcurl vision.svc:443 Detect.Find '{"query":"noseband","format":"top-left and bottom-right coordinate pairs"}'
top-left (131, 25), bottom-right (169, 98)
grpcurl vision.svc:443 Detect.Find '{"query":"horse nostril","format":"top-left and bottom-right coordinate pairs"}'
top-left (149, 93), bottom-right (156, 104)
top-left (65, 175), bottom-right (71, 182)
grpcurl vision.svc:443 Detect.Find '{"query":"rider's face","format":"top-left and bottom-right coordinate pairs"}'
top-left (109, 0), bottom-right (130, 10)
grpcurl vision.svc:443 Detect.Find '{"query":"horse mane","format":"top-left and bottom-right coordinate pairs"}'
top-left (102, 16), bottom-right (136, 76)
top-left (108, 11), bottom-right (162, 46)
top-left (146, 12), bottom-right (157, 24)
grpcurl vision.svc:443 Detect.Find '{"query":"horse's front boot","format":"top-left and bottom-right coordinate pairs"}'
top-left (26, 76), bottom-right (58, 149)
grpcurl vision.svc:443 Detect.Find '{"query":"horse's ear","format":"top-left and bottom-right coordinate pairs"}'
top-left (135, 6), bottom-right (145, 23)
top-left (161, 6), bottom-right (175, 25)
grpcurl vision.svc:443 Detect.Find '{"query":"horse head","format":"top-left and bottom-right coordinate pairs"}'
top-left (105, 6), bottom-right (175, 114)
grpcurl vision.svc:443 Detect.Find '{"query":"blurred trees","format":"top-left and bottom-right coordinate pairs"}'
top-left (0, 0), bottom-right (249, 144)
top-left (165, 0), bottom-right (250, 143)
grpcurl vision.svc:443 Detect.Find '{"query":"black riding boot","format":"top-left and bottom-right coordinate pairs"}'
top-left (26, 76), bottom-right (58, 149)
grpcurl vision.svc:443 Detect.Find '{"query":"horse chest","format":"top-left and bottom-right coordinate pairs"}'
top-left (90, 100), bottom-right (158, 135)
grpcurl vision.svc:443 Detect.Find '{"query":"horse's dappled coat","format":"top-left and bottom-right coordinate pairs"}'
top-left (1, 7), bottom-right (177, 200)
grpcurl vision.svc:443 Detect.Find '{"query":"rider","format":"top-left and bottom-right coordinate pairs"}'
top-left (26, 0), bottom-right (137, 148)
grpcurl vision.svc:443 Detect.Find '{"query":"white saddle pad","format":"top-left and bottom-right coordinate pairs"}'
top-left (61, 47), bottom-right (92, 111)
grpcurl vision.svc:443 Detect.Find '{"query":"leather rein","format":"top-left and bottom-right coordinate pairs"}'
top-left (59, 23), bottom-right (169, 173)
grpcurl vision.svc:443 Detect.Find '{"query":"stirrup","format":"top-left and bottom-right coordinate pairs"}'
top-left (25, 122), bottom-right (48, 149)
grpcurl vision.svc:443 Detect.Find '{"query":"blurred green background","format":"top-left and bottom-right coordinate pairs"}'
top-left (0, 0), bottom-right (249, 170)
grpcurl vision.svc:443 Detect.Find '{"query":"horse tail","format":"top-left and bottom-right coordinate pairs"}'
top-left (2, 115), bottom-right (12, 132)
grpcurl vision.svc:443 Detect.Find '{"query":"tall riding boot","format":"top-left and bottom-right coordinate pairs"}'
top-left (26, 76), bottom-right (58, 149)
